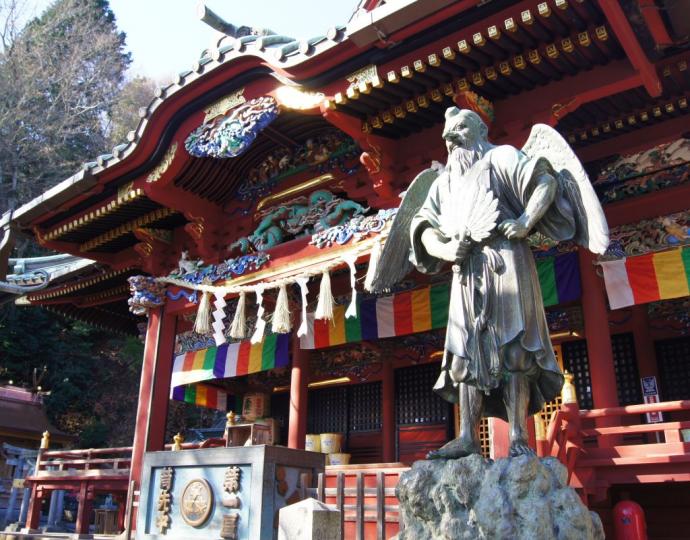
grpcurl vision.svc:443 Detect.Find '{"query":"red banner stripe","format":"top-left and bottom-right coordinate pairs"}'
top-left (625, 253), bottom-right (660, 304)
top-left (182, 351), bottom-right (195, 372)
top-left (393, 290), bottom-right (414, 335)
top-left (313, 318), bottom-right (331, 349)
top-left (236, 340), bottom-right (252, 376)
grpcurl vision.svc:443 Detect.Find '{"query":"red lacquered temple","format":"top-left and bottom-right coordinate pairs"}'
top-left (1, 1), bottom-right (690, 538)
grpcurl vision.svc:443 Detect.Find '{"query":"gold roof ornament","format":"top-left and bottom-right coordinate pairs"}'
top-left (40, 430), bottom-right (50, 449)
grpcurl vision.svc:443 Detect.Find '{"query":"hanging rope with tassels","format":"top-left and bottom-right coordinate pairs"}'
top-left (314, 270), bottom-right (334, 320)
top-left (271, 284), bottom-right (291, 333)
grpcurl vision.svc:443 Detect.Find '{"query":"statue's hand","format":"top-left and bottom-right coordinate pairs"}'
top-left (498, 217), bottom-right (529, 239)
top-left (421, 228), bottom-right (471, 263)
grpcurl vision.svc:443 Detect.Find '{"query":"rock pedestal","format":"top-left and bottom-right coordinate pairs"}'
top-left (396, 454), bottom-right (603, 540)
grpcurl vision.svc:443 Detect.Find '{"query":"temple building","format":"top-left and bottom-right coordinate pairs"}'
top-left (1, 0), bottom-right (689, 538)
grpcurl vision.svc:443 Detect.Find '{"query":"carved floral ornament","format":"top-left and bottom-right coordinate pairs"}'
top-left (146, 142), bottom-right (178, 183)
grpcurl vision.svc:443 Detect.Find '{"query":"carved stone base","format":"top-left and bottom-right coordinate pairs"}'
top-left (396, 454), bottom-right (603, 540)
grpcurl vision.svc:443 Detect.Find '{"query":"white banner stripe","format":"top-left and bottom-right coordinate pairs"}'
top-left (376, 296), bottom-right (396, 338)
top-left (601, 259), bottom-right (634, 309)
top-left (224, 343), bottom-right (239, 378)
top-left (299, 313), bottom-right (316, 350)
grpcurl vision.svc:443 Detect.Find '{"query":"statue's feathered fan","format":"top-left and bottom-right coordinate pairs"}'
top-left (521, 124), bottom-right (609, 254)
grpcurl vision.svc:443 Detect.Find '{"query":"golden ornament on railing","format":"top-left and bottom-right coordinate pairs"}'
top-left (40, 430), bottom-right (50, 449)
top-left (173, 433), bottom-right (184, 451)
top-left (226, 411), bottom-right (237, 426)
top-left (561, 371), bottom-right (578, 405)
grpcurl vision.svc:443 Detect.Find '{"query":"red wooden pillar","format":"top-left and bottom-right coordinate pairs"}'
top-left (287, 337), bottom-right (309, 450)
top-left (24, 484), bottom-right (42, 531)
top-left (115, 494), bottom-right (126, 532)
top-left (630, 305), bottom-right (658, 381)
top-left (382, 360), bottom-right (395, 462)
top-left (74, 483), bottom-right (93, 536)
top-left (126, 306), bottom-right (177, 521)
top-left (578, 249), bottom-right (619, 409)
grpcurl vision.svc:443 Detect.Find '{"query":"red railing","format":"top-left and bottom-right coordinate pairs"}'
top-left (539, 398), bottom-right (690, 502)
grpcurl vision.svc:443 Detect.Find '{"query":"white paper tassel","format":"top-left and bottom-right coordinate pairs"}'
top-left (314, 270), bottom-right (334, 320)
top-left (251, 286), bottom-right (266, 343)
top-left (229, 291), bottom-right (247, 339)
top-left (296, 277), bottom-right (310, 337)
top-left (364, 238), bottom-right (382, 292)
top-left (271, 284), bottom-right (292, 334)
top-left (344, 253), bottom-right (358, 319)
top-left (194, 291), bottom-right (212, 335)
top-left (212, 293), bottom-right (227, 346)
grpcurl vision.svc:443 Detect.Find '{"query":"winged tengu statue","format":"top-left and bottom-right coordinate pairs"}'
top-left (369, 107), bottom-right (608, 458)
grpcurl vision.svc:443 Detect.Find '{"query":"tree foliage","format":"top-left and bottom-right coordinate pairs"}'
top-left (0, 0), bottom-right (130, 212)
top-left (0, 304), bottom-right (143, 447)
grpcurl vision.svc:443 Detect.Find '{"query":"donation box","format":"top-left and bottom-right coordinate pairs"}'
top-left (136, 445), bottom-right (325, 539)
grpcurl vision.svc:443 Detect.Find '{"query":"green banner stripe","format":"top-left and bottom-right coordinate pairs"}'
top-left (537, 257), bottom-right (558, 307)
top-left (430, 283), bottom-right (450, 328)
top-left (261, 334), bottom-right (277, 371)
top-left (345, 309), bottom-right (362, 343)
top-left (682, 246), bottom-right (690, 290)
top-left (184, 385), bottom-right (196, 404)
top-left (203, 348), bottom-right (216, 370)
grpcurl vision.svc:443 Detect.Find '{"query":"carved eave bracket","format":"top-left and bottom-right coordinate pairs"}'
top-left (320, 103), bottom-right (398, 207)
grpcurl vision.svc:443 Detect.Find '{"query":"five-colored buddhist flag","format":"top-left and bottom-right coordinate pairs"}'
top-left (171, 333), bottom-right (289, 389)
top-left (171, 383), bottom-right (228, 411)
top-left (601, 246), bottom-right (690, 309)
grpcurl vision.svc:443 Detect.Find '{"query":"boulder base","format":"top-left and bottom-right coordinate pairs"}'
top-left (396, 454), bottom-right (603, 540)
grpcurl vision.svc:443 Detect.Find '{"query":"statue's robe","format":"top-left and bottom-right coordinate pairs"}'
top-left (410, 145), bottom-right (575, 419)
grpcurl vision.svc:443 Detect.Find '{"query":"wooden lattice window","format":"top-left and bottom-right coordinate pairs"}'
top-left (349, 381), bottom-right (382, 432)
top-left (562, 340), bottom-right (594, 409)
top-left (395, 362), bottom-right (449, 426)
top-left (656, 336), bottom-right (690, 401)
top-left (307, 386), bottom-right (348, 434)
top-left (611, 333), bottom-right (642, 405)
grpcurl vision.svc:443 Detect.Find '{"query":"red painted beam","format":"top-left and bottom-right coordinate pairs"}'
top-left (639, 0), bottom-right (674, 48)
top-left (598, 0), bottom-right (662, 97)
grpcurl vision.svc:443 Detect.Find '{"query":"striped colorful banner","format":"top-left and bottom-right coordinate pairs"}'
top-left (601, 246), bottom-right (690, 309)
top-left (300, 252), bottom-right (581, 350)
top-left (170, 333), bottom-right (290, 389)
top-left (535, 251), bottom-right (581, 307)
top-left (171, 383), bottom-right (228, 411)
top-left (300, 283), bottom-right (450, 349)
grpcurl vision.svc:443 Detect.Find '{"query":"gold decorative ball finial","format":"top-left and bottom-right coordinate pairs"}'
top-left (561, 371), bottom-right (578, 405)
top-left (226, 411), bottom-right (236, 426)
top-left (40, 431), bottom-right (50, 449)
top-left (173, 432), bottom-right (184, 451)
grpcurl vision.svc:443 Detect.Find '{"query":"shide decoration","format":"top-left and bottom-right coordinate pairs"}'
top-left (184, 96), bottom-right (279, 159)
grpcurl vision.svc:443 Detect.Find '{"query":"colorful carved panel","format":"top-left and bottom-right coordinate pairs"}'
top-left (229, 190), bottom-right (367, 254)
top-left (236, 130), bottom-right (359, 201)
top-left (605, 210), bottom-right (690, 259)
top-left (592, 138), bottom-right (690, 203)
top-left (185, 96), bottom-right (279, 159)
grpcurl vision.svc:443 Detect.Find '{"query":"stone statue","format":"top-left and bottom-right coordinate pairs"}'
top-left (370, 107), bottom-right (608, 458)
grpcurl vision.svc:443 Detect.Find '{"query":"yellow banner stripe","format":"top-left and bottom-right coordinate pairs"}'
top-left (653, 249), bottom-right (690, 300)
top-left (192, 350), bottom-right (206, 371)
top-left (411, 288), bottom-right (431, 333)
top-left (248, 341), bottom-right (264, 374)
top-left (328, 304), bottom-right (347, 346)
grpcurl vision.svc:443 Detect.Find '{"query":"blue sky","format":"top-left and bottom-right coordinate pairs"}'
top-left (22, 0), bottom-right (358, 81)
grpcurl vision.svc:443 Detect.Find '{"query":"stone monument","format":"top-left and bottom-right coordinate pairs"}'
top-left (370, 107), bottom-right (608, 538)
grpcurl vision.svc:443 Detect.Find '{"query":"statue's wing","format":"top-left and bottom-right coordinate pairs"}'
top-left (521, 124), bottom-right (609, 254)
top-left (368, 167), bottom-right (438, 293)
